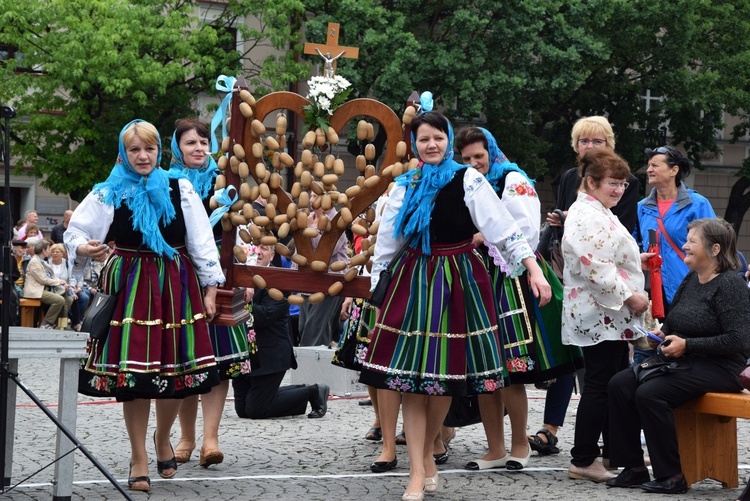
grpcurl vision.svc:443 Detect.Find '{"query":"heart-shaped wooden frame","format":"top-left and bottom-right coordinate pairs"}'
top-left (219, 85), bottom-right (403, 299)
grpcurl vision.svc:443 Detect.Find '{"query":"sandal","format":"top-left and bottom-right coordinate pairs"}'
top-left (127, 463), bottom-right (151, 492)
top-left (365, 427), bottom-right (383, 441)
top-left (395, 431), bottom-right (407, 445)
top-left (528, 429), bottom-right (560, 455)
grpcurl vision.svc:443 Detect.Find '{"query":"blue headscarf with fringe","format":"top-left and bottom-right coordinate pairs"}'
top-left (392, 106), bottom-right (464, 255)
top-left (93, 119), bottom-right (178, 258)
top-left (478, 127), bottom-right (533, 191)
top-left (166, 128), bottom-right (219, 200)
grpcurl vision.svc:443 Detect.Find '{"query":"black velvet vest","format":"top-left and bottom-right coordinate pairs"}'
top-left (110, 178), bottom-right (186, 249)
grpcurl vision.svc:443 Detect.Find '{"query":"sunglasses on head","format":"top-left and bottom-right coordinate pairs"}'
top-left (654, 146), bottom-right (678, 164)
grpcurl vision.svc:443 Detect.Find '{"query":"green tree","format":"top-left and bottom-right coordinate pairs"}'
top-left (0, 0), bottom-right (307, 199)
top-left (301, 0), bottom-right (750, 225)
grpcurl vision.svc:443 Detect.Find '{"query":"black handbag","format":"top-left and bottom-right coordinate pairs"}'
top-left (536, 209), bottom-right (565, 281)
top-left (81, 292), bottom-right (117, 340)
top-left (443, 395), bottom-right (482, 427)
top-left (81, 249), bottom-right (138, 341)
top-left (369, 243), bottom-right (410, 309)
top-left (632, 342), bottom-right (690, 383)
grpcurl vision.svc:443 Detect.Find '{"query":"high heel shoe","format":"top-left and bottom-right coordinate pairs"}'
top-left (153, 432), bottom-right (178, 479)
top-left (127, 463), bottom-right (151, 492)
top-left (424, 472), bottom-right (439, 494)
top-left (402, 488), bottom-right (424, 501)
top-left (506, 446), bottom-right (531, 470)
top-left (199, 445), bottom-right (224, 467)
top-left (174, 441), bottom-right (195, 463)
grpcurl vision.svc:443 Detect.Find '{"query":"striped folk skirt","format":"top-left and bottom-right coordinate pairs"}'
top-left (79, 246), bottom-right (220, 401)
top-left (491, 255), bottom-right (583, 384)
top-left (359, 240), bottom-right (508, 396)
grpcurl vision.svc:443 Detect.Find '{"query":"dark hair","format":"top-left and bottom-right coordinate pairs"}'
top-left (411, 111), bottom-right (450, 137)
top-left (686, 218), bottom-right (740, 273)
top-left (646, 146), bottom-right (691, 187)
top-left (174, 118), bottom-right (210, 144)
top-left (578, 149), bottom-right (630, 192)
top-left (454, 126), bottom-right (488, 154)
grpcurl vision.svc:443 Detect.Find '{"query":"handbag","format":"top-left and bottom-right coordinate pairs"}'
top-left (632, 342), bottom-right (690, 383)
top-left (443, 395), bottom-right (483, 427)
top-left (81, 292), bottom-right (117, 340)
top-left (739, 361), bottom-right (750, 390)
top-left (81, 249), bottom-right (139, 341)
top-left (369, 242), bottom-right (410, 309)
top-left (537, 209), bottom-right (565, 281)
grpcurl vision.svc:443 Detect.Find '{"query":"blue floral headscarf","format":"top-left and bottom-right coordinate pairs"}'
top-left (167, 128), bottom-right (219, 200)
top-left (93, 119), bottom-right (178, 258)
top-left (393, 109), bottom-right (464, 254)
top-left (478, 127), bottom-right (533, 191)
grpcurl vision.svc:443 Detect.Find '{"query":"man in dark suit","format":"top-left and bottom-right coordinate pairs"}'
top-left (232, 244), bottom-right (330, 419)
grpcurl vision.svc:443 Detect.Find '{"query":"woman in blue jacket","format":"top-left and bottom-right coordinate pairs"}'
top-left (634, 146), bottom-right (715, 358)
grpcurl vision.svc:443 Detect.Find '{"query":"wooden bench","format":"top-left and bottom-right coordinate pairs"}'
top-left (0, 297), bottom-right (43, 327)
top-left (675, 391), bottom-right (750, 488)
top-left (19, 298), bottom-right (43, 327)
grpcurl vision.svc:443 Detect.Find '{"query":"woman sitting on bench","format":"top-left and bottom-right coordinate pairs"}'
top-left (23, 239), bottom-right (73, 329)
top-left (607, 218), bottom-right (750, 494)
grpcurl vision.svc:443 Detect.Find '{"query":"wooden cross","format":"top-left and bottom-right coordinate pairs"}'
top-left (303, 22), bottom-right (359, 77)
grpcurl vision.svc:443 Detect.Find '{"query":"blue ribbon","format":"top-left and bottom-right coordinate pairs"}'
top-left (210, 75), bottom-right (237, 154)
top-left (419, 91), bottom-right (434, 113)
top-left (208, 185), bottom-right (238, 227)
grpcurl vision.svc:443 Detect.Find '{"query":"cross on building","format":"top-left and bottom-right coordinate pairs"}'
top-left (303, 22), bottom-right (359, 77)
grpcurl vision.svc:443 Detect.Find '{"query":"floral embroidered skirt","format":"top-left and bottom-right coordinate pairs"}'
top-left (490, 255), bottom-right (584, 384)
top-left (79, 246), bottom-right (220, 401)
top-left (332, 298), bottom-right (376, 371)
top-left (359, 240), bottom-right (508, 396)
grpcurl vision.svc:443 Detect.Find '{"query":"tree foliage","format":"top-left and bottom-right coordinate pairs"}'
top-left (0, 0), bottom-right (307, 199)
top-left (302, 0), bottom-right (750, 182)
top-left (4, 0), bottom-right (750, 223)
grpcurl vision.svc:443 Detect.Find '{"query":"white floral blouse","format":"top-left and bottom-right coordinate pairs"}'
top-left (561, 192), bottom-right (645, 347)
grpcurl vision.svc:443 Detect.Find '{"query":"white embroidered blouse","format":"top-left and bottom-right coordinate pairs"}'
top-left (64, 178), bottom-right (225, 287)
top-left (371, 168), bottom-right (535, 290)
top-left (561, 191), bottom-right (645, 347)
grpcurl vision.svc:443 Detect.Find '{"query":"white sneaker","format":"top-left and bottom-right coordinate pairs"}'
top-left (39, 323), bottom-right (55, 330)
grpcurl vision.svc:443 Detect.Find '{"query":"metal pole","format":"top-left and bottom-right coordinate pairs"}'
top-left (0, 105), bottom-right (16, 489)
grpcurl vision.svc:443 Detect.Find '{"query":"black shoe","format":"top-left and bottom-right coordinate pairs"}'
top-left (640, 473), bottom-right (688, 494)
top-left (606, 467), bottom-right (651, 488)
top-left (738, 477), bottom-right (750, 501)
top-left (307, 384), bottom-right (330, 418)
top-left (370, 458), bottom-right (398, 473)
top-left (433, 450), bottom-right (449, 465)
top-left (359, 398), bottom-right (373, 406)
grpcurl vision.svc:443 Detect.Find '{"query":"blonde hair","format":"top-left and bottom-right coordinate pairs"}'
top-left (49, 243), bottom-right (67, 257)
top-left (570, 116), bottom-right (616, 153)
top-left (121, 121), bottom-right (160, 148)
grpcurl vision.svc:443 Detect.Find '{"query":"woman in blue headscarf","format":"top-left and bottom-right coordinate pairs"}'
top-left (360, 110), bottom-right (551, 501)
top-left (455, 126), bottom-right (583, 472)
top-left (166, 118), bottom-right (251, 468)
top-left (65, 119), bottom-right (223, 492)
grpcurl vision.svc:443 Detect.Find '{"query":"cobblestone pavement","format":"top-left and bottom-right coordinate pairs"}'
top-left (5, 358), bottom-right (749, 500)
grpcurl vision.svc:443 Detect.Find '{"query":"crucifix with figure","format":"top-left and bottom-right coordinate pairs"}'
top-left (303, 22), bottom-right (359, 78)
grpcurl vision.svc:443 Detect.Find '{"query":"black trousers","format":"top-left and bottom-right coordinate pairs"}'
top-left (232, 371), bottom-right (310, 419)
top-left (570, 340), bottom-right (630, 467)
top-left (608, 356), bottom-right (742, 479)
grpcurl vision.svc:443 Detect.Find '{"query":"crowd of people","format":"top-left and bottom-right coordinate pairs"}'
top-left (9, 106), bottom-right (746, 500)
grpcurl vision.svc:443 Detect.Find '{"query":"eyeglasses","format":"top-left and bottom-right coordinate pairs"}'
top-left (578, 138), bottom-right (607, 147)
top-left (604, 181), bottom-right (629, 190)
